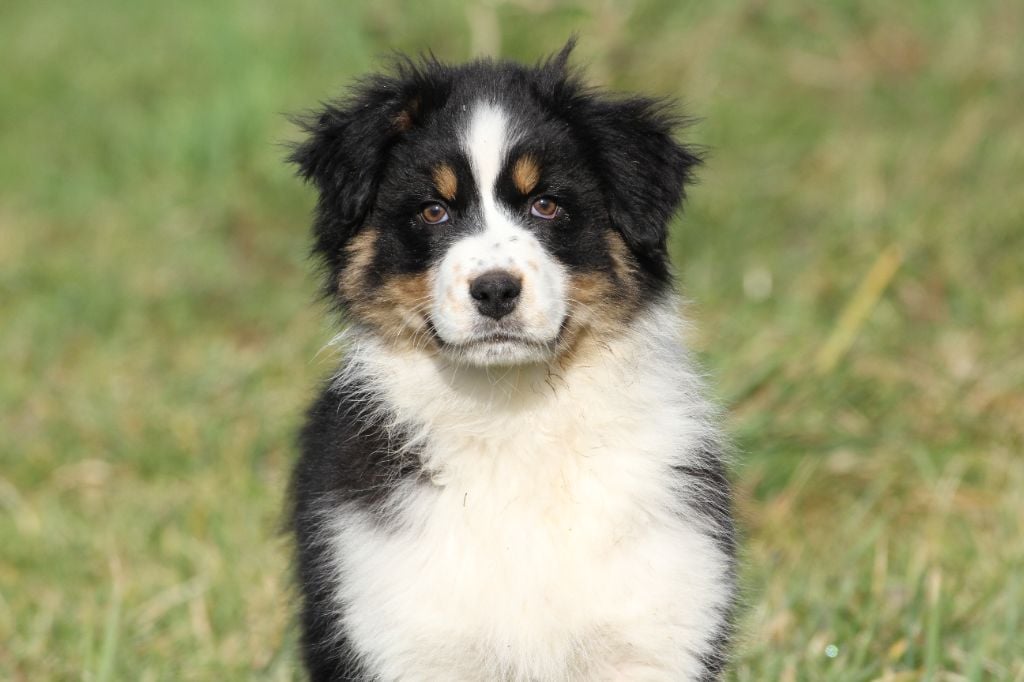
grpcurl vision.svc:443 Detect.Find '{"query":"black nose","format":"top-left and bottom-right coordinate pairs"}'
top-left (469, 270), bottom-right (522, 320)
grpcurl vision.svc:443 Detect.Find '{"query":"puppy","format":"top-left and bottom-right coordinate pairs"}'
top-left (288, 42), bottom-right (736, 681)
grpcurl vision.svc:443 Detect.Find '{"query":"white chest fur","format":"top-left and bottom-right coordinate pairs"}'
top-left (323, 307), bottom-right (732, 681)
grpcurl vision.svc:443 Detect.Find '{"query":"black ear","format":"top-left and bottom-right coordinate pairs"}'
top-left (584, 96), bottom-right (702, 279)
top-left (289, 58), bottom-right (448, 261)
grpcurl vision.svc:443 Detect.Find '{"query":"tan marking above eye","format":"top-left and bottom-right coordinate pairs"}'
top-left (512, 155), bottom-right (541, 195)
top-left (433, 164), bottom-right (458, 201)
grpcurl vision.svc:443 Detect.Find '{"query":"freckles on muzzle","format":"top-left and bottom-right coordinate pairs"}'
top-left (429, 227), bottom-right (567, 350)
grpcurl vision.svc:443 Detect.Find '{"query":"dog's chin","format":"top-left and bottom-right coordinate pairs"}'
top-left (437, 333), bottom-right (558, 368)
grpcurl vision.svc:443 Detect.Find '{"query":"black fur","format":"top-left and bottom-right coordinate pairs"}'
top-left (676, 447), bottom-right (739, 681)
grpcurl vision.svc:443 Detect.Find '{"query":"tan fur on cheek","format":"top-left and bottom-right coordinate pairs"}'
top-left (433, 164), bottom-right (458, 202)
top-left (356, 273), bottom-right (437, 352)
top-left (339, 231), bottom-right (437, 352)
top-left (554, 271), bottom-right (617, 367)
top-left (568, 272), bottom-right (621, 326)
top-left (339, 229), bottom-right (379, 302)
top-left (373, 274), bottom-right (432, 334)
top-left (512, 155), bottom-right (541, 195)
top-left (605, 231), bottom-right (640, 295)
top-left (556, 233), bottom-right (644, 367)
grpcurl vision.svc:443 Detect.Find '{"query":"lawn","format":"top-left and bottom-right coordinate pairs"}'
top-left (1, 0), bottom-right (1022, 679)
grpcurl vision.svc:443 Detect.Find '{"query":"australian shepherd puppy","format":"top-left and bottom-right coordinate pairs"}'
top-left (288, 42), bottom-right (736, 681)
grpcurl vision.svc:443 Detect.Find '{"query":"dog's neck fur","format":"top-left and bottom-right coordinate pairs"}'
top-left (333, 299), bottom-right (716, 499)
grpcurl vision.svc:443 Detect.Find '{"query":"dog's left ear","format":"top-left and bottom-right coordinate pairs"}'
top-left (582, 96), bottom-right (701, 278)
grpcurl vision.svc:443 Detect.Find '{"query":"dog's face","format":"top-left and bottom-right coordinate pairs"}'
top-left (292, 44), bottom-right (699, 367)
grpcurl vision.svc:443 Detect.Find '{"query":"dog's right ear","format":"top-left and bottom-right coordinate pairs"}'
top-left (289, 59), bottom-right (448, 258)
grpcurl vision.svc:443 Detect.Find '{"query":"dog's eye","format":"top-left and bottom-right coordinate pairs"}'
top-left (530, 197), bottom-right (559, 220)
top-left (419, 203), bottom-right (449, 225)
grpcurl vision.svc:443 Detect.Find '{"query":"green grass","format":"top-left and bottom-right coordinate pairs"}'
top-left (2, 0), bottom-right (1022, 679)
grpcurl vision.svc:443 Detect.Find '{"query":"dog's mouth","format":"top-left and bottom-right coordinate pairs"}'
top-left (426, 319), bottom-right (564, 366)
top-left (467, 332), bottom-right (540, 346)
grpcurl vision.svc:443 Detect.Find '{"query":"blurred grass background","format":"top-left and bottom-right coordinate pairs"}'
top-left (1, 0), bottom-right (1022, 679)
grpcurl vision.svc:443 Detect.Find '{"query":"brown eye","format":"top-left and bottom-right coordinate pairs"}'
top-left (419, 203), bottom-right (449, 225)
top-left (530, 197), bottom-right (559, 220)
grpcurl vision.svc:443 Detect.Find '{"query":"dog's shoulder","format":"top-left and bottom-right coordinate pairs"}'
top-left (293, 379), bottom-right (420, 517)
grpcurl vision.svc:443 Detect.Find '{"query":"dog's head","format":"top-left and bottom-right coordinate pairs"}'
top-left (291, 42), bottom-right (700, 367)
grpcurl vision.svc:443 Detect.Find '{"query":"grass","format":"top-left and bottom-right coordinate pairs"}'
top-left (1, 0), bottom-right (1022, 679)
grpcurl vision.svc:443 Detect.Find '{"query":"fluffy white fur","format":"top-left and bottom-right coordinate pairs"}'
top-left (322, 303), bottom-right (732, 681)
top-left (430, 103), bottom-right (568, 367)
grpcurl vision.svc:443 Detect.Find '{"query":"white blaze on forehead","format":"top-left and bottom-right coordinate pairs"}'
top-left (463, 103), bottom-right (515, 222)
